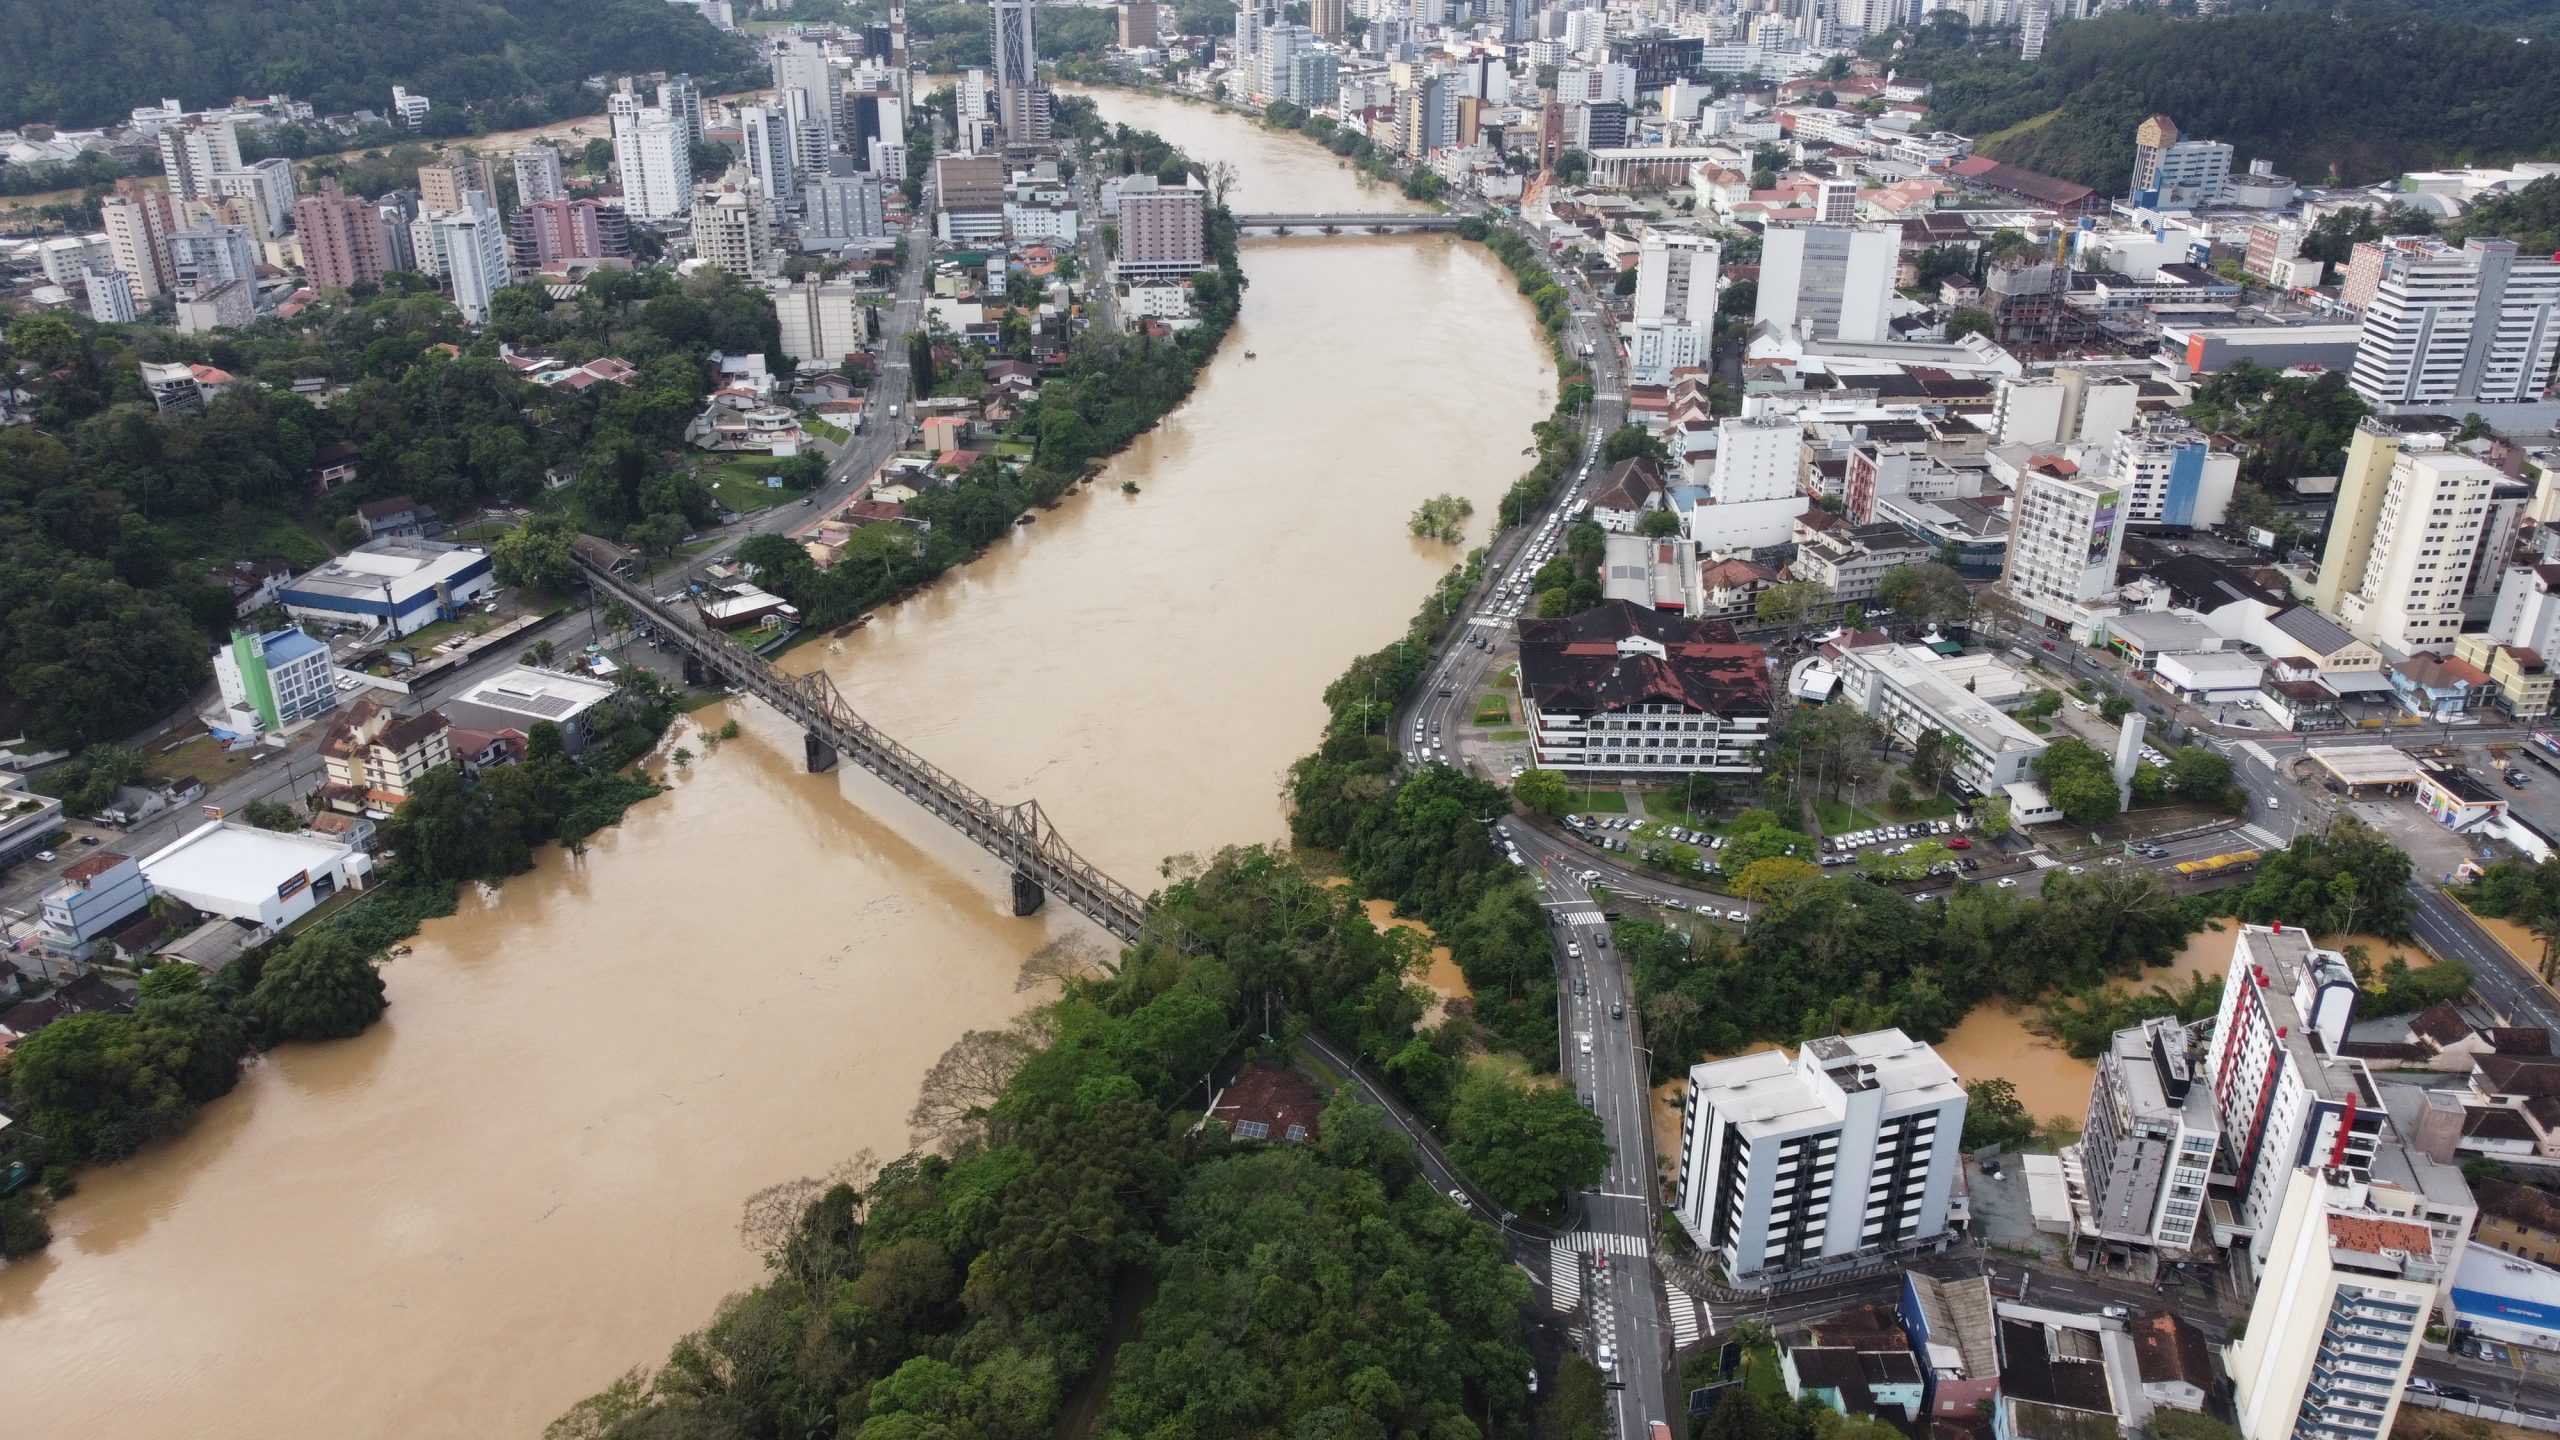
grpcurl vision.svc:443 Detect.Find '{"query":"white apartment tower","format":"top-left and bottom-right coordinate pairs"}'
top-left (736, 103), bottom-right (800, 224)
top-left (1755, 224), bottom-right (1897, 344)
top-left (84, 268), bottom-right (139, 324)
top-left (2001, 456), bottom-right (2128, 628)
top-left (512, 144), bottom-right (567, 204)
top-left (2349, 237), bottom-right (2560, 412)
top-left (609, 90), bottom-right (691, 221)
top-left (2330, 432), bottom-right (2501, 655)
top-left (435, 196), bottom-right (514, 324)
top-left (1675, 1029), bottom-right (1968, 1287)
top-left (2107, 415), bottom-right (2239, 527)
top-left (100, 185), bottom-right (175, 299)
top-left (771, 39), bottom-right (839, 173)
top-left (2227, 1170), bottom-right (2441, 1440)
top-left (158, 115), bottom-right (242, 201)
top-left (2068, 1017), bottom-right (2220, 1271)
top-left (1629, 231), bottom-right (1719, 386)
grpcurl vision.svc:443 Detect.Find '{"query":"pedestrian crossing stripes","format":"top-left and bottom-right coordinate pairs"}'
top-left (1548, 1243), bottom-right (1582, 1311)
top-left (1568, 1231), bottom-right (1653, 1257)
top-left (1666, 1280), bottom-right (1702, 1347)
top-left (1555, 908), bottom-right (1605, 927)
top-left (2237, 823), bottom-right (2283, 849)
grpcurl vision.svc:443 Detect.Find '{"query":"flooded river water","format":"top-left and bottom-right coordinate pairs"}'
top-left (0, 92), bottom-right (1552, 1437)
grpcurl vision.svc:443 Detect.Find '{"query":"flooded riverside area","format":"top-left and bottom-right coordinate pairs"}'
top-left (0, 92), bottom-right (1553, 1438)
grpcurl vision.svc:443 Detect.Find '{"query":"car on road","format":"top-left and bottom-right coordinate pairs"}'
top-left (1448, 1188), bottom-right (1468, 1205)
top-left (2408, 1379), bottom-right (2440, 1395)
top-left (35, 849), bottom-right (55, 862)
top-left (2101, 1305), bottom-right (2129, 1319)
top-left (1997, 877), bottom-right (2019, 888)
top-left (2439, 1386), bottom-right (2475, 1403)
top-left (1948, 836), bottom-right (1971, 849)
top-left (1567, 942), bottom-right (1582, 958)
top-left (2066, 865), bottom-right (2086, 875)
top-left (1611, 1001), bottom-right (1623, 1019)
top-left (1578, 1033), bottom-right (1592, 1055)
top-left (1597, 1344), bottom-right (1616, 1372)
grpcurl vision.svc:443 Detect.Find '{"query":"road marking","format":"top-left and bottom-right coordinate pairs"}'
top-left (1667, 1279), bottom-right (1703, 1347)
top-left (1548, 1244), bottom-right (1583, 1311)
top-left (1566, 1231), bottom-right (1654, 1257)
top-left (2238, 823), bottom-right (2283, 848)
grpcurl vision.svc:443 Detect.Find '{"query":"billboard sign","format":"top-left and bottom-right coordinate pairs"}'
top-left (2085, 488), bottom-right (2121, 568)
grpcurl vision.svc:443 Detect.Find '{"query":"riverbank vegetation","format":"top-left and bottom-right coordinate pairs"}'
top-left (4, 685), bottom-right (675, 1209)
top-left (551, 844), bottom-right (1540, 1439)
top-left (731, 106), bottom-right (1249, 634)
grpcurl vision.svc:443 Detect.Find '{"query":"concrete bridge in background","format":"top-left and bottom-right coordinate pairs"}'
top-left (1230, 212), bottom-right (1463, 234)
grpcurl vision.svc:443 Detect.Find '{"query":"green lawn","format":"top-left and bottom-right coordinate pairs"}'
top-left (1813, 798), bottom-right (1885, 833)
top-left (1741, 1343), bottom-right (1787, 1400)
top-left (993, 441), bottom-right (1035, 459)
top-left (1878, 791), bottom-right (1960, 820)
top-left (701, 461), bottom-right (791, 514)
top-left (1474, 696), bottom-right (1512, 726)
top-left (1640, 790), bottom-right (1725, 829)
top-left (1567, 787), bottom-right (1627, 814)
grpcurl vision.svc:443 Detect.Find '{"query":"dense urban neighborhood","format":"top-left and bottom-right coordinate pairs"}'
top-left (6, 0), bottom-right (2560, 1437)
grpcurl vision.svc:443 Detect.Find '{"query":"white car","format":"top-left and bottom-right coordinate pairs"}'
top-left (1997, 877), bottom-right (2019, 888)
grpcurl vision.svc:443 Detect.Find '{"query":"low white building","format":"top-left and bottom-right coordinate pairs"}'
top-left (139, 820), bottom-right (371, 930)
top-left (1832, 643), bottom-right (2048, 797)
top-left (279, 538), bottom-right (496, 639)
top-left (445, 665), bottom-right (625, 754)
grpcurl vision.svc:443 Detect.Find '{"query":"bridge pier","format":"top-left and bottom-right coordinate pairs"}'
top-left (682, 655), bottom-right (708, 686)
top-left (805, 731), bottom-right (838, 773)
top-left (1010, 870), bottom-right (1045, 917)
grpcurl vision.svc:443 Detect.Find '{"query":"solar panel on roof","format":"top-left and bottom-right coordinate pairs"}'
top-left (484, 686), bottom-right (578, 717)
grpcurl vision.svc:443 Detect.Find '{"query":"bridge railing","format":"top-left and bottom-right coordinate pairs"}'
top-left (574, 553), bottom-right (1150, 936)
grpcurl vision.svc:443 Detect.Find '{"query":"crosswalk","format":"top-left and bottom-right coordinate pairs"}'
top-left (2237, 823), bottom-right (2284, 849)
top-left (1549, 907), bottom-right (1606, 927)
top-left (1666, 1279), bottom-right (1704, 1347)
top-left (1548, 1242), bottom-right (1582, 1311)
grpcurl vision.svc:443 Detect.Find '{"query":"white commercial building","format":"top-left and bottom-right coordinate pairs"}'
top-left (1990, 368), bottom-right (2139, 449)
top-left (1630, 230), bottom-right (1719, 386)
top-left (1688, 413), bottom-right (1810, 553)
top-left (2490, 562), bottom-right (2560, 656)
top-left (770, 38), bottom-right (838, 171)
top-left (1756, 224), bottom-right (1897, 344)
top-left (2067, 1017), bottom-right (2220, 1273)
top-left (1832, 643), bottom-right (2049, 796)
top-left (84, 268), bottom-right (138, 324)
top-left (140, 820), bottom-right (372, 931)
top-left (214, 625), bottom-right (341, 733)
top-left (2228, 1169), bottom-right (2443, 1440)
top-left (1675, 1029), bottom-right (1969, 1288)
top-left (2349, 237), bottom-right (2560, 414)
top-left (210, 156), bottom-right (298, 240)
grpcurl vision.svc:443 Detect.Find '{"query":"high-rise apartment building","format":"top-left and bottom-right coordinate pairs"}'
top-left (689, 185), bottom-right (773, 280)
top-left (1311, 0), bottom-right (1345, 41)
top-left (2348, 237), bottom-right (2560, 411)
top-left (2204, 925), bottom-right (2381, 1273)
top-left (608, 90), bottom-right (691, 221)
top-left (417, 155), bottom-right (497, 218)
top-left (84, 268), bottom-right (138, 324)
top-left (771, 39), bottom-right (839, 173)
top-left (1674, 1029), bottom-right (1968, 1288)
top-left (2066, 1017), bottom-right (2220, 1273)
top-left (736, 103), bottom-right (799, 223)
top-left (167, 218), bottom-right (258, 293)
top-left (2322, 423), bottom-right (2501, 654)
top-left (775, 276), bottom-right (871, 365)
top-left (1629, 231), bottom-right (1719, 386)
top-left (1290, 50), bottom-right (1339, 111)
top-left (509, 199), bottom-right (630, 268)
top-left (1814, 178), bottom-right (1859, 225)
top-left (2000, 455), bottom-right (2127, 628)
top-left (1120, 0), bottom-right (1162, 47)
top-left (512, 144), bottom-right (567, 204)
top-left (294, 178), bottom-right (393, 292)
top-left (1113, 176), bottom-right (1205, 282)
top-left (2227, 1170), bottom-right (2443, 1440)
top-left (211, 157), bottom-right (298, 240)
top-left (2106, 414), bottom-right (2238, 527)
top-left (1989, 368), bottom-right (2140, 448)
top-left (157, 115), bottom-right (241, 201)
top-left (2344, 233), bottom-right (2560, 407)
top-left (2128, 115), bottom-right (2231, 210)
top-left (1755, 224), bottom-right (1897, 343)
top-left (100, 180), bottom-right (175, 299)
top-left (1256, 22), bottom-right (1310, 102)
top-left (991, 0), bottom-right (1044, 140)
top-left (435, 197), bottom-right (514, 324)
top-left (657, 74), bottom-right (706, 152)
top-left (2018, 0), bottom-right (2049, 59)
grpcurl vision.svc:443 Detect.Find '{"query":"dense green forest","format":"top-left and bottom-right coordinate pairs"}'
top-left (548, 846), bottom-right (1541, 1440)
top-left (0, 0), bottom-right (758, 130)
top-left (1895, 6), bottom-right (2560, 190)
top-left (0, 264), bottom-right (773, 746)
